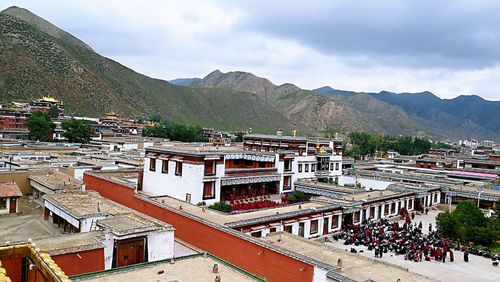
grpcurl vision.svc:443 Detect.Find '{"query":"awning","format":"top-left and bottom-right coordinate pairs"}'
top-left (251, 225), bottom-right (267, 231)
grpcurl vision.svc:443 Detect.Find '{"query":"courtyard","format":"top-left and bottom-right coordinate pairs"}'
top-left (326, 210), bottom-right (500, 282)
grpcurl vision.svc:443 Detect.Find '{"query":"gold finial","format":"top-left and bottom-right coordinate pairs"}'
top-left (292, 129), bottom-right (297, 137)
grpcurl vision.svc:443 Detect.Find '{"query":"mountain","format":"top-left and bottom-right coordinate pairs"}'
top-left (193, 70), bottom-right (409, 134)
top-left (0, 6), bottom-right (293, 132)
top-left (169, 77), bottom-right (201, 86)
top-left (312, 86), bottom-right (357, 97)
top-left (0, 6), bottom-right (498, 140)
top-left (313, 87), bottom-right (500, 141)
top-left (371, 91), bottom-right (500, 140)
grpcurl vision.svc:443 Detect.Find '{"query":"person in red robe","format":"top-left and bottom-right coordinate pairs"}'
top-left (450, 250), bottom-right (454, 262)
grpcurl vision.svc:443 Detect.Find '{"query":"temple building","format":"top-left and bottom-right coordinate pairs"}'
top-left (141, 133), bottom-right (343, 208)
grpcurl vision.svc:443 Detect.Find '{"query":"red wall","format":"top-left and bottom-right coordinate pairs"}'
top-left (83, 173), bottom-right (314, 282)
top-left (53, 249), bottom-right (105, 276)
top-left (2, 258), bottom-right (22, 282)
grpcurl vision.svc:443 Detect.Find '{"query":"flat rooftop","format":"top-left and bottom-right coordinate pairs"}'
top-left (44, 190), bottom-right (172, 232)
top-left (29, 171), bottom-right (83, 191)
top-left (72, 254), bottom-right (261, 282)
top-left (150, 193), bottom-right (330, 226)
top-left (263, 232), bottom-right (432, 282)
top-left (341, 190), bottom-right (397, 201)
top-left (97, 214), bottom-right (161, 236)
top-left (34, 232), bottom-right (104, 256)
top-left (146, 144), bottom-right (247, 156)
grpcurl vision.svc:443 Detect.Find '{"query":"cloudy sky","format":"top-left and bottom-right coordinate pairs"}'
top-left (2, 0), bottom-right (500, 100)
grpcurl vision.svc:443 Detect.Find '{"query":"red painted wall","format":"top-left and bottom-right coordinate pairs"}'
top-left (53, 248), bottom-right (105, 276)
top-left (2, 258), bottom-right (22, 282)
top-left (83, 173), bottom-right (315, 282)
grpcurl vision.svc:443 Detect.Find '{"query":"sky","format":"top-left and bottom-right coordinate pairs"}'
top-left (2, 0), bottom-right (500, 100)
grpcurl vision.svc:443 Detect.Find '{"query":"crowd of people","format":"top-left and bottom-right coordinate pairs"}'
top-left (339, 208), bottom-right (464, 263)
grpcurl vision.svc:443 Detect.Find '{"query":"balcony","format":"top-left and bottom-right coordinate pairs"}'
top-left (224, 167), bottom-right (277, 175)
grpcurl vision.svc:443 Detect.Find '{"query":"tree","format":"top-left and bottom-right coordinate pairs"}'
top-left (142, 122), bottom-right (207, 142)
top-left (437, 201), bottom-right (499, 247)
top-left (48, 106), bottom-right (60, 119)
top-left (62, 119), bottom-right (93, 143)
top-left (26, 111), bottom-right (55, 141)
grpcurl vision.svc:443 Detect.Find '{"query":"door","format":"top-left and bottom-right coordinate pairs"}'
top-left (298, 222), bottom-right (305, 237)
top-left (114, 237), bottom-right (146, 267)
top-left (323, 217), bottom-right (330, 235)
top-left (9, 198), bottom-right (16, 213)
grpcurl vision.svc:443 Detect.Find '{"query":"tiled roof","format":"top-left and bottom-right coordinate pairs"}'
top-left (0, 182), bottom-right (22, 198)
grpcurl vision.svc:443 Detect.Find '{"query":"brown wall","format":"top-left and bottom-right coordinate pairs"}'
top-left (0, 170), bottom-right (51, 194)
top-left (84, 173), bottom-right (315, 282)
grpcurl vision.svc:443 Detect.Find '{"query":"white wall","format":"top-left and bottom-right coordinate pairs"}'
top-left (102, 229), bottom-right (175, 270)
top-left (148, 229), bottom-right (175, 261)
top-left (312, 266), bottom-right (330, 282)
top-left (0, 198), bottom-right (11, 215)
top-left (80, 216), bottom-right (108, 232)
top-left (143, 158), bottom-right (206, 204)
top-left (338, 176), bottom-right (393, 190)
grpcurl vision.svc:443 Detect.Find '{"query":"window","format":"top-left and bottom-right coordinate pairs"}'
top-left (258, 162), bottom-right (266, 168)
top-left (283, 176), bottom-right (291, 190)
top-left (203, 182), bottom-right (215, 200)
top-left (204, 160), bottom-right (215, 175)
top-left (331, 215), bottom-right (339, 229)
top-left (311, 164), bottom-right (316, 172)
top-left (408, 199), bottom-right (413, 209)
top-left (0, 198), bottom-right (6, 209)
top-left (251, 231), bottom-right (262, 238)
top-left (329, 163), bottom-right (334, 171)
top-left (244, 160), bottom-right (253, 167)
top-left (284, 225), bottom-right (293, 233)
top-left (298, 164), bottom-right (303, 173)
top-left (284, 160), bottom-right (292, 171)
top-left (233, 159), bottom-right (241, 166)
top-left (162, 160), bottom-right (168, 173)
top-left (335, 162), bottom-right (339, 171)
top-left (310, 219), bottom-right (319, 234)
top-left (353, 211), bottom-right (360, 223)
top-left (269, 227), bottom-right (277, 233)
top-left (175, 161), bottom-right (183, 176)
top-left (384, 204), bottom-right (390, 215)
top-left (305, 164), bottom-right (309, 172)
top-left (391, 202), bottom-right (396, 214)
top-left (149, 158), bottom-right (156, 171)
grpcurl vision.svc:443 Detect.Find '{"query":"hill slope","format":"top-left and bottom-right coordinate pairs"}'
top-left (0, 7), bottom-right (293, 132)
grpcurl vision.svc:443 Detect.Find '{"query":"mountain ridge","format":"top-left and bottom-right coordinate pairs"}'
top-left (1, 6), bottom-right (498, 141)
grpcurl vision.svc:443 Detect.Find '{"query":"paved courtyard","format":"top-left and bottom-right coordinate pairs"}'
top-left (327, 210), bottom-right (500, 282)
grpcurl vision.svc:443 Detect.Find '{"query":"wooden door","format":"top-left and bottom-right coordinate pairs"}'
top-left (9, 198), bottom-right (16, 213)
top-left (115, 237), bottom-right (146, 267)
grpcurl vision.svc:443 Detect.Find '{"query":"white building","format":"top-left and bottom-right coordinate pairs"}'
top-left (141, 134), bottom-right (343, 207)
top-left (43, 190), bottom-right (174, 269)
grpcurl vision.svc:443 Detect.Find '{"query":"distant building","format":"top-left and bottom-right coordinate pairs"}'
top-left (0, 182), bottom-right (22, 214)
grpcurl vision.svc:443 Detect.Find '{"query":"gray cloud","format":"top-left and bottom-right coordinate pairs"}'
top-left (237, 0), bottom-right (500, 69)
top-left (1, 0), bottom-right (500, 100)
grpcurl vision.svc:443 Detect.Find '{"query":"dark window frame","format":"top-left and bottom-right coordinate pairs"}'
top-left (161, 160), bottom-right (168, 174)
top-left (149, 158), bottom-right (156, 172)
